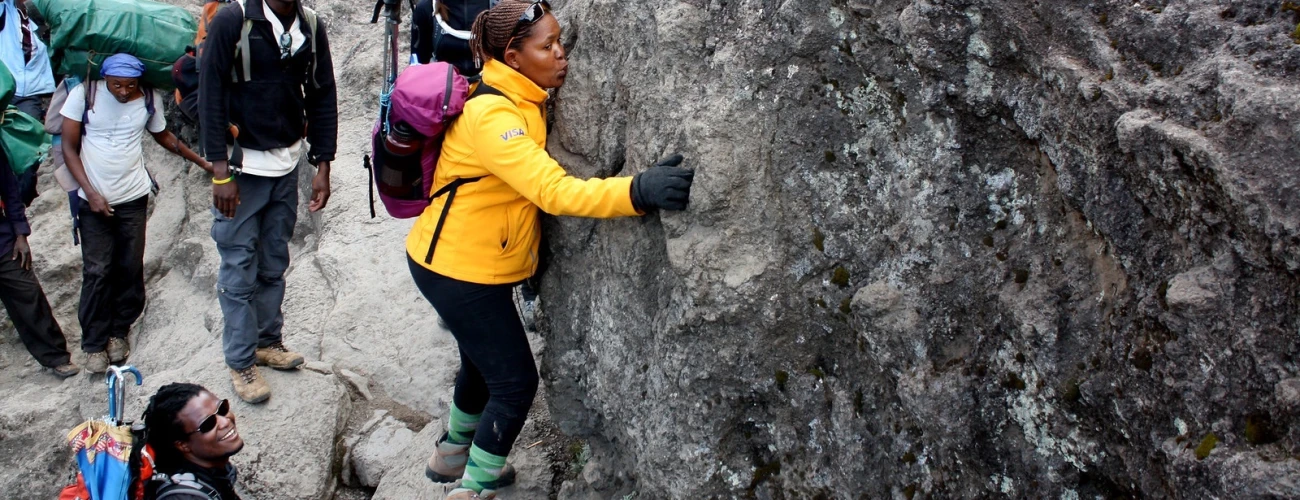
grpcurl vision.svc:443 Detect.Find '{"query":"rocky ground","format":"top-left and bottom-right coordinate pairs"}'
top-left (0, 0), bottom-right (583, 498)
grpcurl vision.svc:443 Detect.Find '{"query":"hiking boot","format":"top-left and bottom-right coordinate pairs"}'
top-left (426, 433), bottom-right (516, 486)
top-left (51, 362), bottom-right (81, 378)
top-left (426, 433), bottom-right (469, 482)
top-left (84, 351), bottom-right (110, 374)
top-left (107, 337), bottom-right (130, 363)
top-left (445, 489), bottom-right (495, 500)
top-left (230, 366), bottom-right (271, 404)
top-left (520, 298), bottom-right (537, 331)
top-left (255, 341), bottom-right (304, 370)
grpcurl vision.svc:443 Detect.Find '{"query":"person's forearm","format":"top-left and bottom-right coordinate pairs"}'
top-left (155, 132), bottom-right (206, 167)
top-left (181, 144), bottom-right (205, 167)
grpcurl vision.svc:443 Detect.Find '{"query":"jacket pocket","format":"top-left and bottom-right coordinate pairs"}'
top-left (499, 205), bottom-right (511, 253)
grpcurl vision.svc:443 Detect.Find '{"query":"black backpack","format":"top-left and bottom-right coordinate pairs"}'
top-left (410, 0), bottom-right (496, 77)
top-left (150, 471), bottom-right (223, 500)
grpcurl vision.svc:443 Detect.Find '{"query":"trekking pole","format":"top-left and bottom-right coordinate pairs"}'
top-left (106, 365), bottom-right (144, 426)
top-left (371, 0), bottom-right (402, 134)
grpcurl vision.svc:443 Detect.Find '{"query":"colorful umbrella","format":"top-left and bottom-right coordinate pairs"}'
top-left (60, 366), bottom-right (143, 500)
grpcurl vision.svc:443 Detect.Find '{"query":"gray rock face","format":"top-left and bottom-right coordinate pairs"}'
top-left (542, 0), bottom-right (1300, 498)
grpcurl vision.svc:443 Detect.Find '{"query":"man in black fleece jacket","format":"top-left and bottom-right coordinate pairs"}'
top-left (198, 0), bottom-right (337, 403)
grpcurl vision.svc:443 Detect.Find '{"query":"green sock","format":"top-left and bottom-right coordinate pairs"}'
top-left (459, 444), bottom-right (508, 492)
top-left (446, 403), bottom-right (479, 445)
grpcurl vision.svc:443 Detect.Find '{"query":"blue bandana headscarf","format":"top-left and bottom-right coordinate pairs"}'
top-left (100, 54), bottom-right (146, 78)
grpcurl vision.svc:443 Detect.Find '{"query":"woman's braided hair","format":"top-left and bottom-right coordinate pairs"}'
top-left (470, 0), bottom-right (550, 68)
top-left (136, 382), bottom-right (206, 472)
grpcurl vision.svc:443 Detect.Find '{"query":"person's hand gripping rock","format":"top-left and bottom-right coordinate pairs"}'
top-left (630, 154), bottom-right (694, 211)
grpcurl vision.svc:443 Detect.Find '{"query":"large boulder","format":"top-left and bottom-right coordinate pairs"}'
top-left (540, 0), bottom-right (1300, 498)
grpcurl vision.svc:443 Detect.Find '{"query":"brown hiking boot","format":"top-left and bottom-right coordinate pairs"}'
top-left (52, 362), bottom-right (81, 378)
top-left (426, 433), bottom-right (470, 482)
top-left (255, 341), bottom-right (304, 370)
top-left (230, 366), bottom-right (271, 403)
top-left (107, 337), bottom-right (130, 363)
top-left (426, 433), bottom-right (516, 486)
top-left (84, 351), bottom-right (110, 374)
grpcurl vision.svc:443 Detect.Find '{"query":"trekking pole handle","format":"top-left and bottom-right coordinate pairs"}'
top-left (106, 365), bottom-right (144, 425)
top-left (371, 0), bottom-right (402, 24)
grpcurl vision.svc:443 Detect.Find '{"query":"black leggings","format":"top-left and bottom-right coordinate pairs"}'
top-left (408, 256), bottom-right (538, 457)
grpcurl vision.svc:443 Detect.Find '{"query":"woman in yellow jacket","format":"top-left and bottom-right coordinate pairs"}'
top-left (405, 2), bottom-right (694, 499)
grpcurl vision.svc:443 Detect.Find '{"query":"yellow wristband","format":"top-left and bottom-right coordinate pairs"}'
top-left (212, 175), bottom-right (234, 185)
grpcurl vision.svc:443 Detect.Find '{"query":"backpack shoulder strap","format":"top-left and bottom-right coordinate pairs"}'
top-left (468, 83), bottom-right (504, 100)
top-left (301, 6), bottom-right (320, 89)
top-left (232, 3), bottom-right (319, 87)
top-left (230, 1), bottom-right (253, 83)
top-left (82, 81), bottom-right (97, 126)
top-left (237, 21), bottom-right (254, 82)
top-left (422, 175), bottom-right (485, 264)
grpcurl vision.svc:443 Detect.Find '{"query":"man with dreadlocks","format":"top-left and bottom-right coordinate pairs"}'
top-left (404, 2), bottom-right (694, 499)
top-left (140, 383), bottom-right (244, 499)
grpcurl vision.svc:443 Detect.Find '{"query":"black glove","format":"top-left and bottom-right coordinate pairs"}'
top-left (630, 154), bottom-right (694, 211)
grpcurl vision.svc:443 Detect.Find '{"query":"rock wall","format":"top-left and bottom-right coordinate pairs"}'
top-left (542, 0), bottom-right (1300, 498)
top-left (0, 1), bottom-right (567, 498)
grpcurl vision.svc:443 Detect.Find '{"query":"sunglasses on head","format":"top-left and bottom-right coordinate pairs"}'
top-left (509, 0), bottom-right (551, 37)
top-left (504, 1), bottom-right (551, 52)
top-left (517, 1), bottom-right (550, 25)
top-left (279, 32), bottom-right (292, 60)
top-left (187, 399), bottom-right (232, 435)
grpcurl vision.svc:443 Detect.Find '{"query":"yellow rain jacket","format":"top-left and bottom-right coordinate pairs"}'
top-left (405, 59), bottom-right (640, 284)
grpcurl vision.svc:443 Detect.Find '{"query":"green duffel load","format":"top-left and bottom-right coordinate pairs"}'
top-left (0, 106), bottom-right (51, 175)
top-left (30, 0), bottom-right (197, 90)
top-left (0, 64), bottom-right (47, 173)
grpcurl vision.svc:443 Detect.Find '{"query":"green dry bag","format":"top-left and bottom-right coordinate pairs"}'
top-left (29, 0), bottom-right (197, 90)
top-left (0, 107), bottom-right (51, 175)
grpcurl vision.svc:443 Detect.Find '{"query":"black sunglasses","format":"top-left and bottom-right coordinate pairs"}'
top-left (279, 32), bottom-right (292, 60)
top-left (519, 1), bottom-right (549, 23)
top-left (505, 1), bottom-right (551, 49)
top-left (187, 399), bottom-right (232, 435)
top-left (513, 1), bottom-right (550, 32)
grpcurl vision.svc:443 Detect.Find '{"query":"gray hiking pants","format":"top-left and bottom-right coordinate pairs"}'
top-left (212, 167), bottom-right (297, 370)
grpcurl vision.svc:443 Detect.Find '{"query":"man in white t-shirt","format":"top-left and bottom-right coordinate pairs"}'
top-left (61, 54), bottom-right (211, 373)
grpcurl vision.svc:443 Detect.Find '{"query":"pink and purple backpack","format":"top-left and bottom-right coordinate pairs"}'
top-left (366, 61), bottom-right (482, 219)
